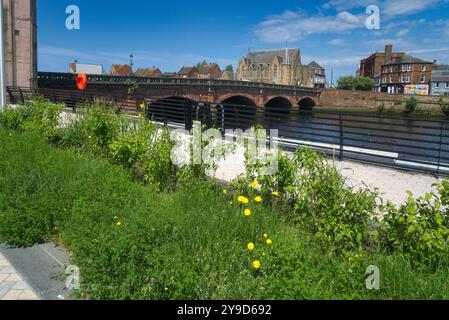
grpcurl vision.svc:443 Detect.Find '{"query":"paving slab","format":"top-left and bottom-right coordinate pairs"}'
top-left (0, 243), bottom-right (72, 300)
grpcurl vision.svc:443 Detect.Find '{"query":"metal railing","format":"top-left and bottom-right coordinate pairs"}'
top-left (6, 86), bottom-right (449, 176)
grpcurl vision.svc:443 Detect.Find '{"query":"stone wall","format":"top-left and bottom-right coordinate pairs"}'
top-left (3, 0), bottom-right (37, 89)
top-left (318, 89), bottom-right (449, 111)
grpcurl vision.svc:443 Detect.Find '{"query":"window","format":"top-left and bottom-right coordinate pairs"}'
top-left (401, 65), bottom-right (406, 72)
top-left (390, 76), bottom-right (393, 83)
top-left (422, 64), bottom-right (427, 72)
top-left (446, 82), bottom-right (449, 88)
top-left (273, 65), bottom-right (278, 80)
top-left (390, 66), bottom-right (393, 73)
top-left (435, 82), bottom-right (440, 88)
top-left (406, 75), bottom-right (410, 83)
top-left (407, 65), bottom-right (411, 71)
top-left (420, 75), bottom-right (426, 83)
top-left (401, 75), bottom-right (406, 83)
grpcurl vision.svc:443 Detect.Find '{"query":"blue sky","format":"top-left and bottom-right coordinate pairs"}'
top-left (38, 0), bottom-right (449, 82)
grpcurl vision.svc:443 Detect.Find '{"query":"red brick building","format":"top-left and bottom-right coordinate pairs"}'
top-left (177, 66), bottom-right (198, 79)
top-left (197, 64), bottom-right (222, 80)
top-left (359, 44), bottom-right (403, 90)
top-left (380, 55), bottom-right (433, 94)
top-left (109, 64), bottom-right (133, 76)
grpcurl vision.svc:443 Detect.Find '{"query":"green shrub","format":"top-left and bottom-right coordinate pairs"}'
top-left (0, 96), bottom-right (64, 143)
top-left (405, 97), bottom-right (417, 115)
top-left (381, 182), bottom-right (449, 264)
top-left (232, 147), bottom-right (380, 252)
top-left (439, 97), bottom-right (449, 118)
top-left (60, 99), bottom-right (125, 156)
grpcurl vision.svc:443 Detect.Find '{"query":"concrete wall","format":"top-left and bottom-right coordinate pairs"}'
top-left (2, 0), bottom-right (37, 89)
top-left (319, 89), bottom-right (449, 111)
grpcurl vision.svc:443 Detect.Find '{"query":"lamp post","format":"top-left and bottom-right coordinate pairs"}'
top-left (0, 1), bottom-right (6, 110)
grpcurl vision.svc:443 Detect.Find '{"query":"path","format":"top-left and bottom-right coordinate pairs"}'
top-left (211, 146), bottom-right (442, 207)
top-left (0, 252), bottom-right (39, 300)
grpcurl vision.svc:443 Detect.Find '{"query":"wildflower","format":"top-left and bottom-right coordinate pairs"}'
top-left (164, 287), bottom-right (169, 291)
top-left (263, 233), bottom-right (268, 238)
top-left (251, 180), bottom-right (259, 189)
top-left (140, 103), bottom-right (146, 109)
top-left (88, 135), bottom-right (92, 140)
top-left (247, 242), bottom-right (255, 251)
top-left (262, 252), bottom-right (266, 256)
top-left (138, 113), bottom-right (143, 119)
top-left (229, 201), bottom-right (233, 205)
top-left (272, 191), bottom-right (279, 197)
top-left (223, 189), bottom-right (228, 195)
top-left (254, 196), bottom-right (262, 203)
top-left (116, 221), bottom-right (122, 226)
top-left (237, 196), bottom-right (249, 204)
top-left (244, 209), bottom-right (252, 217)
top-left (266, 239), bottom-right (273, 246)
top-left (114, 216), bottom-right (118, 219)
top-left (252, 260), bottom-right (261, 270)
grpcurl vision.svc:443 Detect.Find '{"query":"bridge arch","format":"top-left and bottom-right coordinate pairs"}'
top-left (218, 94), bottom-right (257, 106)
top-left (217, 95), bottom-right (257, 129)
top-left (298, 97), bottom-right (317, 110)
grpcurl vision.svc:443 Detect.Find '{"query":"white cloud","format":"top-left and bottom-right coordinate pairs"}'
top-left (328, 38), bottom-right (346, 45)
top-left (39, 45), bottom-right (235, 72)
top-left (255, 10), bottom-right (363, 43)
top-left (396, 29), bottom-right (410, 37)
top-left (323, 0), bottom-right (447, 18)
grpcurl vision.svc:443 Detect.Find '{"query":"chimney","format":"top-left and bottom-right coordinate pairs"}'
top-left (385, 44), bottom-right (393, 63)
top-left (433, 60), bottom-right (437, 64)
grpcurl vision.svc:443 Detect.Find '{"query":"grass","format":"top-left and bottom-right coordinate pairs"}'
top-left (1, 129), bottom-right (449, 299)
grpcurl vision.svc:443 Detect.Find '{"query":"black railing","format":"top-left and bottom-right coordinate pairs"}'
top-left (6, 86), bottom-right (449, 176)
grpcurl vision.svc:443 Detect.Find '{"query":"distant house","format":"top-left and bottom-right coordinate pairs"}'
top-left (430, 64), bottom-right (449, 96)
top-left (161, 72), bottom-right (178, 78)
top-left (198, 64), bottom-right (222, 79)
top-left (134, 67), bottom-right (162, 77)
top-left (110, 64), bottom-right (133, 76)
top-left (69, 63), bottom-right (104, 75)
top-left (177, 66), bottom-right (198, 79)
top-left (307, 61), bottom-right (326, 88)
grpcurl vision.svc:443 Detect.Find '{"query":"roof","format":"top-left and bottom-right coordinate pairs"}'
top-left (307, 61), bottom-right (324, 70)
top-left (198, 64), bottom-right (221, 74)
top-left (431, 70), bottom-right (449, 82)
top-left (385, 54), bottom-right (432, 65)
top-left (245, 48), bottom-right (300, 65)
top-left (134, 68), bottom-right (162, 77)
top-left (178, 67), bottom-right (197, 75)
top-left (433, 64), bottom-right (449, 71)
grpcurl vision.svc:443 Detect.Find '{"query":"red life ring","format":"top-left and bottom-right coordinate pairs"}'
top-left (76, 73), bottom-right (88, 90)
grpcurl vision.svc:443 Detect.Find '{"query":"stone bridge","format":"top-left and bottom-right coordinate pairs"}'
top-left (37, 72), bottom-right (321, 110)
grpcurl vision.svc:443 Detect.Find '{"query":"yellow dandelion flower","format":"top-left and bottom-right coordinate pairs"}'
top-left (164, 287), bottom-right (169, 291)
top-left (116, 221), bottom-right (122, 226)
top-left (238, 196), bottom-right (249, 204)
top-left (262, 252), bottom-right (266, 256)
top-left (263, 233), bottom-right (268, 238)
top-left (272, 191), bottom-right (279, 197)
top-left (244, 209), bottom-right (252, 217)
top-left (251, 180), bottom-right (259, 189)
top-left (266, 239), bottom-right (273, 246)
top-left (223, 189), bottom-right (228, 195)
top-left (252, 260), bottom-right (261, 270)
top-left (254, 196), bottom-right (262, 203)
top-left (247, 242), bottom-right (255, 251)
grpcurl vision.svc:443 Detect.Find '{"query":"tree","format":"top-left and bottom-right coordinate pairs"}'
top-left (337, 76), bottom-right (376, 91)
top-left (224, 64), bottom-right (234, 73)
top-left (196, 60), bottom-right (208, 69)
top-left (405, 97), bottom-right (417, 115)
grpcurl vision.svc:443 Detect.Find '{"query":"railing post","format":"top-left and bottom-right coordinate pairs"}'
top-left (437, 121), bottom-right (444, 177)
top-left (339, 114), bottom-right (344, 160)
